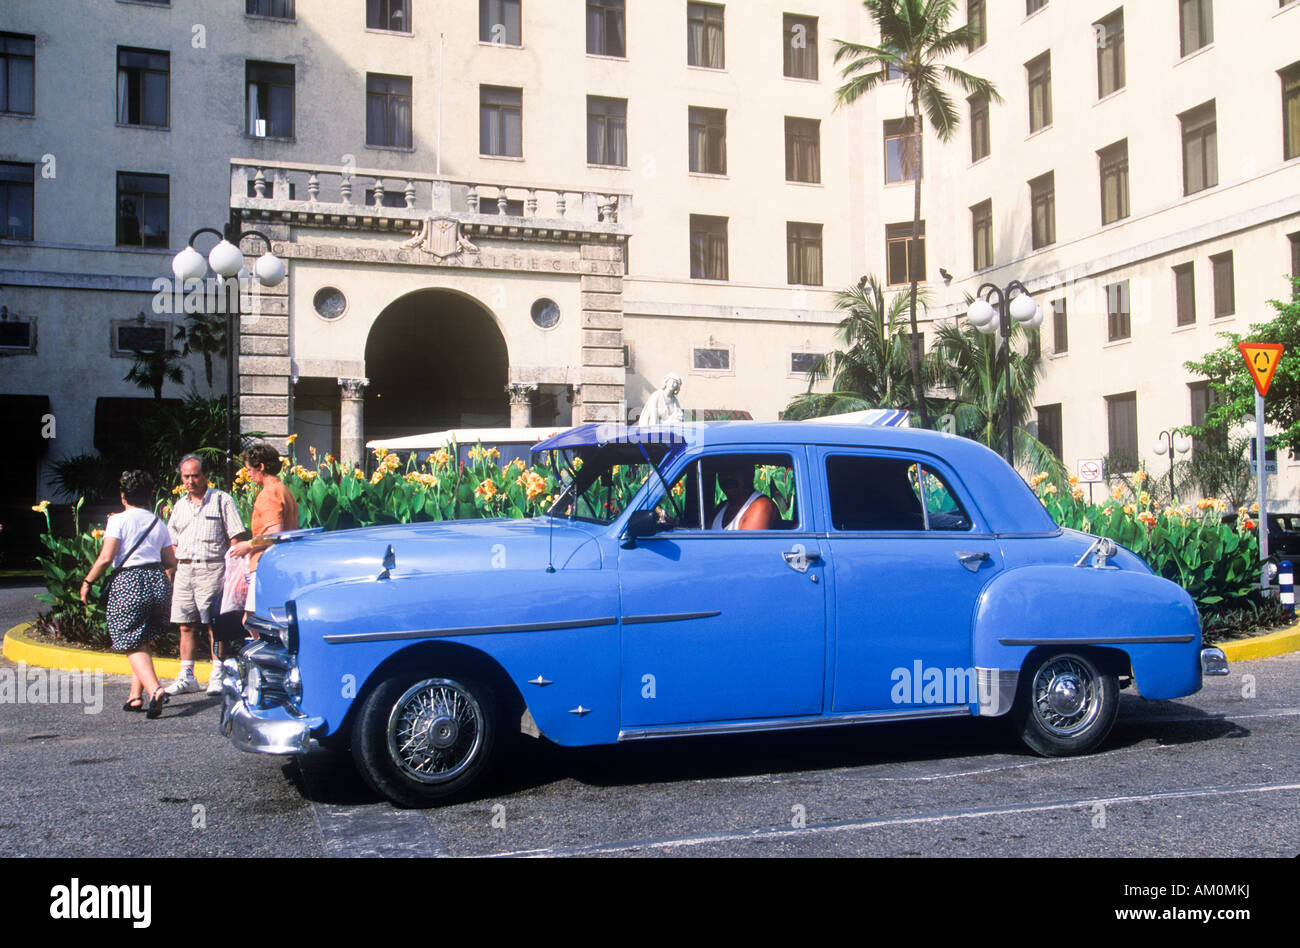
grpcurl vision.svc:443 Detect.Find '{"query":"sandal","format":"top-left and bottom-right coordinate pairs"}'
top-left (123, 696), bottom-right (145, 713)
top-left (146, 688), bottom-right (169, 719)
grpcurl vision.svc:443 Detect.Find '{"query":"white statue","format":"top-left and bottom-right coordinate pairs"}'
top-left (638, 373), bottom-right (684, 426)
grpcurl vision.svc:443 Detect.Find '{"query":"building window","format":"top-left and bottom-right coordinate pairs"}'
top-left (245, 62), bottom-right (294, 138)
top-left (1283, 62), bottom-right (1300, 161)
top-left (116, 172), bottom-right (169, 248)
top-left (367, 0), bottom-right (410, 32)
top-left (246, 0), bottom-right (294, 17)
top-left (1211, 251), bottom-right (1234, 318)
top-left (689, 107), bottom-right (727, 174)
top-left (1106, 392), bottom-right (1138, 471)
top-left (588, 0), bottom-right (626, 57)
top-left (1052, 298), bottom-right (1067, 354)
top-left (0, 33), bottom-right (35, 115)
top-left (1174, 263), bottom-right (1196, 326)
top-left (1291, 232), bottom-right (1300, 292)
top-left (116, 47), bottom-right (168, 127)
top-left (791, 351), bottom-right (825, 376)
top-left (1036, 404), bottom-right (1062, 460)
top-left (782, 13), bottom-right (818, 80)
top-left (587, 96), bottom-right (627, 166)
top-left (692, 346), bottom-right (731, 371)
top-left (1179, 0), bottom-right (1213, 58)
top-left (967, 0), bottom-right (986, 51)
top-left (1189, 382), bottom-right (1224, 458)
top-left (0, 318), bottom-right (32, 350)
top-left (1095, 8), bottom-right (1125, 98)
top-left (1030, 172), bottom-right (1055, 249)
top-left (1180, 101), bottom-right (1217, 195)
top-left (0, 162), bottom-right (34, 240)
top-left (115, 324), bottom-right (169, 355)
top-left (885, 222), bottom-right (926, 286)
top-left (480, 0), bottom-right (522, 46)
top-left (367, 74), bottom-right (412, 148)
top-left (1027, 0), bottom-right (1048, 13)
top-left (787, 222), bottom-right (823, 286)
top-left (1106, 280), bottom-right (1130, 341)
top-left (690, 214), bottom-right (728, 280)
top-left (688, 3), bottom-right (725, 69)
top-left (971, 199), bottom-right (993, 271)
top-left (1098, 139), bottom-right (1129, 225)
top-left (479, 85), bottom-right (522, 157)
top-left (969, 93), bottom-right (989, 162)
top-left (1026, 52), bottom-right (1052, 133)
top-left (883, 118), bottom-right (921, 184)
top-left (785, 117), bottom-right (821, 183)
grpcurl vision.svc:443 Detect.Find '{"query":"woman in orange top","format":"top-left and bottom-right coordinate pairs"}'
top-left (229, 443), bottom-right (299, 620)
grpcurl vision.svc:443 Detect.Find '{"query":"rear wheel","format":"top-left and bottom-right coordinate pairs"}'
top-left (1013, 652), bottom-right (1117, 757)
top-left (352, 674), bottom-right (498, 807)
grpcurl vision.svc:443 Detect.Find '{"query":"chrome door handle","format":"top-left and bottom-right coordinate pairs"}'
top-left (782, 548), bottom-right (821, 573)
top-left (956, 550), bottom-right (990, 572)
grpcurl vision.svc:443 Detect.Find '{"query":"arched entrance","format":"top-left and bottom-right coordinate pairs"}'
top-left (364, 289), bottom-right (509, 439)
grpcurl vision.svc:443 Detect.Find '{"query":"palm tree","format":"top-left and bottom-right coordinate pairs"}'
top-left (124, 348), bottom-right (186, 400)
top-left (928, 319), bottom-right (1061, 475)
top-left (174, 311), bottom-right (227, 391)
top-left (833, 0), bottom-right (1001, 429)
top-left (785, 276), bottom-right (936, 419)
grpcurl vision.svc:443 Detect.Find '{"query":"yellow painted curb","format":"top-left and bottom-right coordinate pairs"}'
top-left (3, 622), bottom-right (214, 679)
top-left (1218, 619), bottom-right (1300, 662)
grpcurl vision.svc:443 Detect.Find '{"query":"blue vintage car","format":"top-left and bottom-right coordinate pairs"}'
top-left (221, 422), bottom-right (1229, 807)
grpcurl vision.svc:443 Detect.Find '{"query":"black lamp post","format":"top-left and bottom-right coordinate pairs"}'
top-left (964, 281), bottom-right (1043, 466)
top-left (171, 225), bottom-right (284, 486)
top-left (1154, 429), bottom-right (1192, 502)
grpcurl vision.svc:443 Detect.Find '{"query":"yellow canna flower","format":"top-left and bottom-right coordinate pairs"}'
top-left (374, 447), bottom-right (389, 461)
top-left (91, 528), bottom-right (105, 540)
top-left (1068, 475), bottom-right (1079, 487)
top-left (1134, 470), bottom-right (1148, 484)
top-left (1111, 485), bottom-right (1124, 500)
top-left (1123, 504), bottom-right (1136, 516)
top-left (1139, 491), bottom-right (1150, 506)
top-left (31, 500), bottom-right (50, 513)
top-left (475, 478), bottom-right (498, 499)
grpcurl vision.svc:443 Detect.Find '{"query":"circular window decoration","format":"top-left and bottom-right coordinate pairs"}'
top-left (530, 298), bottom-right (561, 330)
top-left (313, 286), bottom-right (348, 320)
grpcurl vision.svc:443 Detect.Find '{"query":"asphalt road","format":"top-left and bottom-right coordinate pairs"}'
top-left (3, 583), bottom-right (1299, 858)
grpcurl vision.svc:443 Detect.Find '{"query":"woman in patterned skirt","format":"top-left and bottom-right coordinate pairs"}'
top-left (80, 471), bottom-right (178, 718)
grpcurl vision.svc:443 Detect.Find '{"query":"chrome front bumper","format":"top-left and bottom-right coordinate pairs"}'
top-left (1200, 647), bottom-right (1230, 677)
top-left (219, 658), bottom-right (322, 755)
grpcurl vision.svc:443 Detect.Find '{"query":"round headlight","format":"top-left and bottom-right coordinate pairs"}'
top-left (246, 666), bottom-right (263, 707)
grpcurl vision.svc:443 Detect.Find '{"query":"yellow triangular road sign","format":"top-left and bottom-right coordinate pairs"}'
top-left (1239, 343), bottom-right (1284, 397)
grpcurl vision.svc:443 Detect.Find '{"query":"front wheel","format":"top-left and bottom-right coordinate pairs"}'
top-left (1012, 652), bottom-right (1118, 757)
top-left (352, 674), bottom-right (498, 807)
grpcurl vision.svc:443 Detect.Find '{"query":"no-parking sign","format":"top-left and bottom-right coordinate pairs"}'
top-left (1077, 459), bottom-right (1104, 483)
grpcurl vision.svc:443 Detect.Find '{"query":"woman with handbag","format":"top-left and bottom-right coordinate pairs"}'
top-left (80, 471), bottom-right (178, 718)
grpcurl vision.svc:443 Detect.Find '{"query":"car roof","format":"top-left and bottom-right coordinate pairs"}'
top-left (535, 421), bottom-right (1059, 535)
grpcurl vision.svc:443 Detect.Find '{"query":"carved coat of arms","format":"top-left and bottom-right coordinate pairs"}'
top-left (402, 217), bottom-right (480, 258)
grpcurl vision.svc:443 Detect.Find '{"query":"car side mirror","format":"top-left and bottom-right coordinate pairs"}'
top-left (622, 509), bottom-right (660, 548)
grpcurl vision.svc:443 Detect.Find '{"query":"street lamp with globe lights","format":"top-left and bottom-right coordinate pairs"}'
top-left (171, 226), bottom-right (284, 486)
top-left (1153, 429), bottom-right (1193, 502)
top-left (965, 280), bottom-right (1043, 465)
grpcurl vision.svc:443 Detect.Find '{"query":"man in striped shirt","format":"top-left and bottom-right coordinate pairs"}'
top-left (163, 455), bottom-right (248, 696)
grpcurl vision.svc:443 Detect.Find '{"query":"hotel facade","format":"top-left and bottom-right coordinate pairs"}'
top-left (1, 0), bottom-right (1299, 505)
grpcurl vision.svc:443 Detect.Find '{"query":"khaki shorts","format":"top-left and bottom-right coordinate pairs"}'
top-left (170, 561), bottom-right (225, 625)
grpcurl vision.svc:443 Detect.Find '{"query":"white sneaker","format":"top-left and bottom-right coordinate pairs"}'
top-left (163, 673), bottom-right (201, 696)
top-left (206, 668), bottom-right (223, 695)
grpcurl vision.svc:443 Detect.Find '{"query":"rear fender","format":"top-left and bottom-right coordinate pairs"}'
top-left (973, 565), bottom-right (1202, 702)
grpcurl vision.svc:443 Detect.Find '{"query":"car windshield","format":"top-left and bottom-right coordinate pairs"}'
top-left (546, 444), bottom-right (674, 524)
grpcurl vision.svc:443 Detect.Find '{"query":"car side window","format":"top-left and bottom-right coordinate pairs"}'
top-left (826, 455), bottom-right (972, 532)
top-left (649, 453), bottom-right (799, 530)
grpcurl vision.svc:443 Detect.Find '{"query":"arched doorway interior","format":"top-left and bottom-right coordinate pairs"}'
top-left (364, 289), bottom-right (509, 439)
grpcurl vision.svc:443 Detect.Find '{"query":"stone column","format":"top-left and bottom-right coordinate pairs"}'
top-left (238, 222), bottom-right (291, 451)
top-left (567, 384), bottom-right (583, 427)
top-left (579, 241), bottom-right (627, 423)
top-left (507, 382), bottom-right (538, 428)
top-left (338, 377), bottom-right (369, 468)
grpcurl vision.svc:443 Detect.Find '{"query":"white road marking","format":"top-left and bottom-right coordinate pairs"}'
top-left (490, 780), bottom-right (1300, 858)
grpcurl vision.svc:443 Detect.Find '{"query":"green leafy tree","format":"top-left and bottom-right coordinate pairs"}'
top-left (784, 277), bottom-right (939, 419)
top-left (928, 319), bottom-right (1060, 475)
top-left (832, 0), bottom-right (1001, 429)
top-left (1183, 279), bottom-right (1300, 454)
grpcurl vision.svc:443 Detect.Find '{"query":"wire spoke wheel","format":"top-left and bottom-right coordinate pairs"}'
top-left (385, 679), bottom-right (485, 784)
top-left (1014, 651), bottom-right (1117, 757)
top-left (1030, 656), bottom-right (1101, 737)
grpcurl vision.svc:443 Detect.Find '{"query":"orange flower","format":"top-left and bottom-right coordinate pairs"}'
top-left (475, 478), bottom-right (498, 500)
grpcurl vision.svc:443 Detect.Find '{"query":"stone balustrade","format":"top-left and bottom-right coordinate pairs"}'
top-left (230, 160), bottom-right (631, 233)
